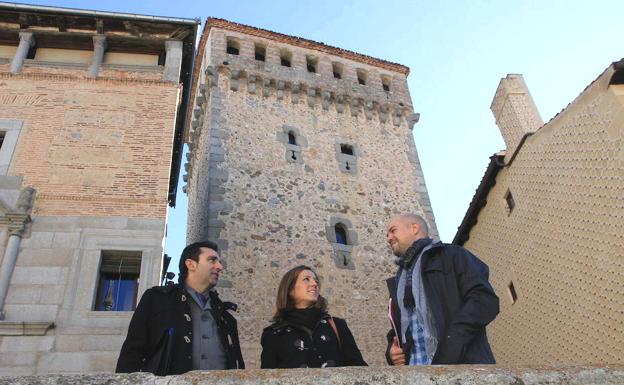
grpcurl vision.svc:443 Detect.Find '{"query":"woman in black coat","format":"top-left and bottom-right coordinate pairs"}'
top-left (260, 265), bottom-right (367, 368)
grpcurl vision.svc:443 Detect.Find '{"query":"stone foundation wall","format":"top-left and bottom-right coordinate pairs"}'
top-left (0, 215), bottom-right (165, 376)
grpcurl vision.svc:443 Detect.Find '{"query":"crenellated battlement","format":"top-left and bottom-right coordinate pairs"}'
top-left (184, 20), bottom-right (416, 143)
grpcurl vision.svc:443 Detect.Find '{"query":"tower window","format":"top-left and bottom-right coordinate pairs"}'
top-left (280, 50), bottom-right (291, 67)
top-left (356, 69), bottom-right (367, 85)
top-left (94, 250), bottom-right (142, 311)
top-left (306, 56), bottom-right (317, 73)
top-left (325, 217), bottom-right (358, 270)
top-left (288, 131), bottom-right (297, 145)
top-left (335, 224), bottom-right (348, 245)
top-left (340, 144), bottom-right (354, 156)
top-left (504, 189), bottom-right (515, 214)
top-left (254, 44), bottom-right (266, 61)
top-left (381, 76), bottom-right (391, 92)
top-left (336, 142), bottom-right (358, 174)
top-left (332, 62), bottom-right (343, 79)
top-left (226, 37), bottom-right (240, 55)
top-left (508, 281), bottom-right (518, 304)
top-left (278, 125), bottom-right (307, 164)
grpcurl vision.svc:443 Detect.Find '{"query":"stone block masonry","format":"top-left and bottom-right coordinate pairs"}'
top-left (185, 19), bottom-right (438, 366)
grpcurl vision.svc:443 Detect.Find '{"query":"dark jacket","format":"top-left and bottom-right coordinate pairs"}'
top-left (261, 315), bottom-right (367, 368)
top-left (386, 242), bottom-right (499, 364)
top-left (116, 284), bottom-right (244, 375)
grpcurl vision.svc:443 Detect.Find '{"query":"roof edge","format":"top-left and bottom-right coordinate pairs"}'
top-left (0, 1), bottom-right (200, 25)
top-left (452, 152), bottom-right (505, 246)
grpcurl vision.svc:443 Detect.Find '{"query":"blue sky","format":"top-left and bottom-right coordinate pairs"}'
top-left (22, 0), bottom-right (624, 277)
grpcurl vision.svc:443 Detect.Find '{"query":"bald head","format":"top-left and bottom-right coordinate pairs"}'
top-left (386, 213), bottom-right (429, 257)
top-left (394, 214), bottom-right (429, 236)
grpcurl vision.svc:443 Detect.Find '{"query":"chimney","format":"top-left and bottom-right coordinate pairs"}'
top-left (490, 74), bottom-right (543, 158)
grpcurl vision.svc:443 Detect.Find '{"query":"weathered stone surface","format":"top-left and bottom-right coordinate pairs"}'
top-left (184, 21), bottom-right (434, 368)
top-left (2, 366), bottom-right (624, 385)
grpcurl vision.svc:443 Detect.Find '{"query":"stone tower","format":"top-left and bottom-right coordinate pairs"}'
top-left (184, 18), bottom-right (437, 366)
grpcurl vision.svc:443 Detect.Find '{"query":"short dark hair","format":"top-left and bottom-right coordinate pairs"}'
top-left (272, 265), bottom-right (328, 322)
top-left (178, 241), bottom-right (219, 284)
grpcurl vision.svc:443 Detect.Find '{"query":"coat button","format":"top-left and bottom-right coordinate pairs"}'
top-left (202, 334), bottom-right (209, 339)
top-left (201, 314), bottom-right (209, 321)
top-left (201, 354), bottom-right (207, 359)
top-left (184, 314), bottom-right (191, 322)
top-left (184, 336), bottom-right (191, 343)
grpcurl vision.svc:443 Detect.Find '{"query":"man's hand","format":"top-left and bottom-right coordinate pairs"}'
top-left (390, 336), bottom-right (406, 365)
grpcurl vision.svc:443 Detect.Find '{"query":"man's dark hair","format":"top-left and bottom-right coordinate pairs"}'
top-left (178, 241), bottom-right (219, 284)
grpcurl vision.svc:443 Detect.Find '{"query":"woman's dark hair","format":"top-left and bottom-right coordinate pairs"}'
top-left (178, 241), bottom-right (219, 284)
top-left (272, 265), bottom-right (328, 322)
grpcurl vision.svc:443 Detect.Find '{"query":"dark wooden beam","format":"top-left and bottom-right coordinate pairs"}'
top-left (123, 20), bottom-right (141, 37)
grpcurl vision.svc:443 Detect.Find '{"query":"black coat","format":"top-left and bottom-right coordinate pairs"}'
top-left (116, 284), bottom-right (244, 375)
top-left (386, 242), bottom-right (499, 364)
top-left (261, 315), bottom-right (367, 368)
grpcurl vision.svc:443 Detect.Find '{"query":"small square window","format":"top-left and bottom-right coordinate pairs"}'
top-left (381, 76), bottom-right (391, 92)
top-left (0, 131), bottom-right (5, 150)
top-left (332, 62), bottom-right (343, 79)
top-left (335, 224), bottom-right (348, 245)
top-left (254, 44), bottom-right (266, 61)
top-left (356, 69), bottom-right (367, 85)
top-left (340, 144), bottom-right (354, 156)
top-left (226, 38), bottom-right (240, 55)
top-left (94, 250), bottom-right (142, 311)
top-left (306, 56), bottom-right (317, 73)
top-left (504, 189), bottom-right (515, 214)
top-left (280, 51), bottom-right (292, 67)
top-left (288, 131), bottom-right (297, 145)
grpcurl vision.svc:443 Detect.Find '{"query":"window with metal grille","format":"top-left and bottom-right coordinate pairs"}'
top-left (94, 250), bottom-right (142, 311)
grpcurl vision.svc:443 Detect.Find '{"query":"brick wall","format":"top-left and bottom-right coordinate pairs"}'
top-left (0, 70), bottom-right (179, 218)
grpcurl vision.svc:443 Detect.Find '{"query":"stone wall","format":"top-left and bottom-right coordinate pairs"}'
top-left (463, 66), bottom-right (624, 364)
top-left (185, 22), bottom-right (438, 367)
top-left (2, 365), bottom-right (623, 385)
top-left (0, 215), bottom-right (165, 376)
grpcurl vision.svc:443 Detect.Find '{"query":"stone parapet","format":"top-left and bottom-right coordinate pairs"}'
top-left (2, 366), bottom-right (623, 385)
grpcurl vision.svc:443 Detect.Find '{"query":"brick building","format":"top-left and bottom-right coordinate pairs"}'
top-left (184, 18), bottom-right (437, 366)
top-left (0, 3), bottom-right (197, 374)
top-left (454, 61), bottom-right (624, 364)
